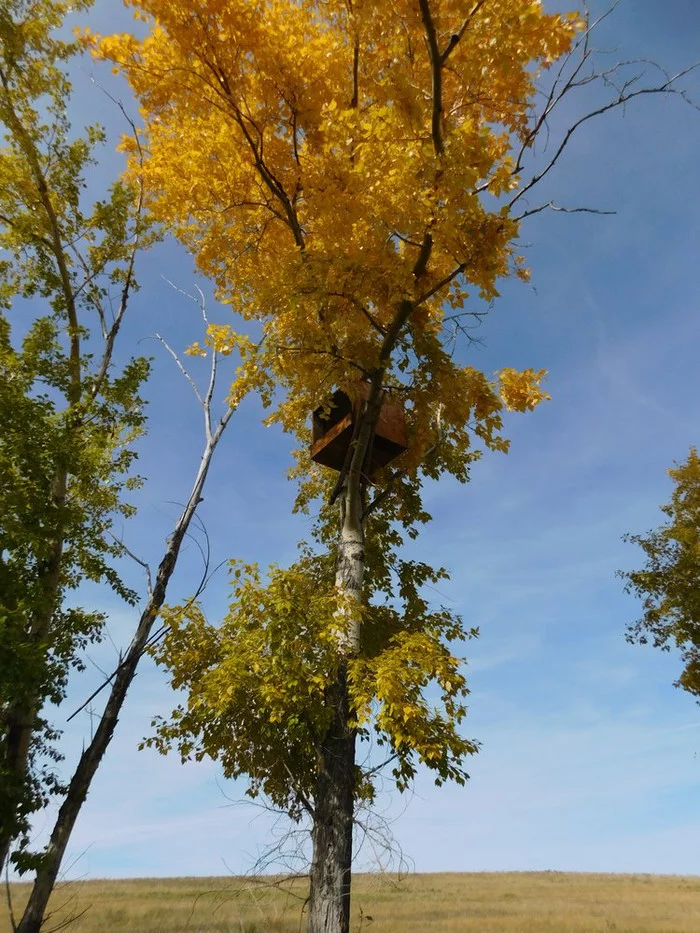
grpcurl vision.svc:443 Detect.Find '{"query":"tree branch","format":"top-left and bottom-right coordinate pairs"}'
top-left (515, 201), bottom-right (616, 221)
top-left (87, 83), bottom-right (146, 406)
top-left (154, 333), bottom-right (205, 408)
top-left (197, 51), bottom-right (306, 250)
top-left (413, 262), bottom-right (465, 308)
top-left (418, 0), bottom-right (444, 156)
top-left (283, 761), bottom-right (315, 819)
top-left (110, 534), bottom-right (153, 599)
top-left (510, 62), bottom-right (700, 211)
top-left (440, 0), bottom-right (489, 66)
top-left (412, 232), bottom-right (434, 280)
top-left (363, 432), bottom-right (443, 521)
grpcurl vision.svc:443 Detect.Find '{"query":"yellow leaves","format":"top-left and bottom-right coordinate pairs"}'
top-left (204, 323), bottom-right (237, 356)
top-left (183, 325), bottom-right (266, 408)
top-left (147, 556), bottom-right (347, 807)
top-left (498, 367), bottom-right (550, 412)
top-left (347, 622), bottom-right (476, 789)
top-left (90, 30), bottom-right (139, 63)
top-left (101, 0), bottom-right (578, 342)
top-left (96, 1), bottom-right (570, 493)
top-left (150, 542), bottom-right (480, 800)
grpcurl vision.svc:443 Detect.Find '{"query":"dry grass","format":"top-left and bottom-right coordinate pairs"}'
top-left (2, 872), bottom-right (700, 933)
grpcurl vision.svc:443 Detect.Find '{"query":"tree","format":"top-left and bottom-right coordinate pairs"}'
top-left (620, 448), bottom-right (700, 699)
top-left (0, 5), bottom-right (258, 931)
top-left (98, 2), bottom-right (697, 931)
top-left (0, 0), bottom-right (149, 873)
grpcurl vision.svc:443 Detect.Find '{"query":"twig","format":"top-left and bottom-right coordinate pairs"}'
top-left (109, 531), bottom-right (153, 598)
top-left (440, 0), bottom-right (489, 66)
top-left (364, 753), bottom-right (399, 778)
top-left (515, 201), bottom-right (616, 221)
top-left (413, 263), bottom-right (465, 308)
top-left (363, 434), bottom-right (442, 521)
top-left (509, 61), bottom-right (700, 211)
top-left (43, 905), bottom-right (91, 933)
top-left (86, 76), bottom-right (147, 406)
top-left (154, 332), bottom-right (204, 408)
top-left (282, 761), bottom-right (316, 818)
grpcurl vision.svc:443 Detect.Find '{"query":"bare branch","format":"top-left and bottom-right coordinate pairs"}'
top-left (43, 905), bottom-right (91, 933)
top-left (109, 532), bottom-right (153, 599)
top-left (161, 278), bottom-right (218, 441)
top-left (515, 201), bottom-right (616, 221)
top-left (510, 61), bottom-right (700, 211)
top-left (154, 332), bottom-right (205, 408)
top-left (66, 482), bottom-right (226, 725)
top-left (86, 81), bottom-right (147, 406)
top-left (511, 5), bottom-right (599, 176)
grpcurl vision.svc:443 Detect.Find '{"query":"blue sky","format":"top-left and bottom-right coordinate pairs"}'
top-left (15, 0), bottom-right (700, 879)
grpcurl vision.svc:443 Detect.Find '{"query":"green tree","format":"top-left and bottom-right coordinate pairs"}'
top-left (0, 0), bottom-right (150, 873)
top-left (620, 448), bottom-right (700, 699)
top-left (0, 6), bottom-right (261, 931)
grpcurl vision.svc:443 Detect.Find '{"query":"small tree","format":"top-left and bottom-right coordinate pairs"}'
top-left (620, 448), bottom-right (700, 699)
top-left (100, 2), bottom-right (698, 931)
top-left (0, 0), bottom-right (150, 873)
top-left (0, 5), bottom-right (258, 931)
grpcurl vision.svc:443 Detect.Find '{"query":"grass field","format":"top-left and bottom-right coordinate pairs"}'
top-left (3, 872), bottom-right (700, 933)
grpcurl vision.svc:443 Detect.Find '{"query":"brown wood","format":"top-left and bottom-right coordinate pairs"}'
top-left (311, 384), bottom-right (407, 473)
top-left (311, 412), bottom-right (353, 470)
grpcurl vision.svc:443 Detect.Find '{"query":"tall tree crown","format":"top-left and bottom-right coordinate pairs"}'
top-left (96, 0), bottom-right (572, 476)
top-left (93, 0), bottom-right (580, 827)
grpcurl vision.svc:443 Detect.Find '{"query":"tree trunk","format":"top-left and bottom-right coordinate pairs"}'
top-left (307, 669), bottom-right (356, 933)
top-left (307, 465), bottom-right (365, 933)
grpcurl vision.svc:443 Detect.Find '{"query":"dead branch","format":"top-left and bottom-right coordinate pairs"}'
top-left (515, 201), bottom-right (616, 221)
top-left (154, 332), bottom-right (205, 408)
top-left (109, 532), bottom-right (153, 599)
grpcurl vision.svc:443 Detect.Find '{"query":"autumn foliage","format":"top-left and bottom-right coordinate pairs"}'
top-left (94, 0), bottom-right (572, 462)
top-left (95, 4), bottom-right (581, 929)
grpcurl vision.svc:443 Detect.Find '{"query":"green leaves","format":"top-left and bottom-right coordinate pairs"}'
top-left (148, 559), bottom-right (339, 815)
top-left (149, 518), bottom-right (478, 810)
top-left (621, 448), bottom-right (700, 698)
top-left (0, 0), bottom-right (150, 866)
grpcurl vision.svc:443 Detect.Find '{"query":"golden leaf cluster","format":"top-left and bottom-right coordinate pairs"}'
top-left (95, 0), bottom-right (577, 463)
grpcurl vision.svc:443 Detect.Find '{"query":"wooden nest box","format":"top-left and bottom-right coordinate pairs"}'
top-left (311, 383), bottom-right (408, 473)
